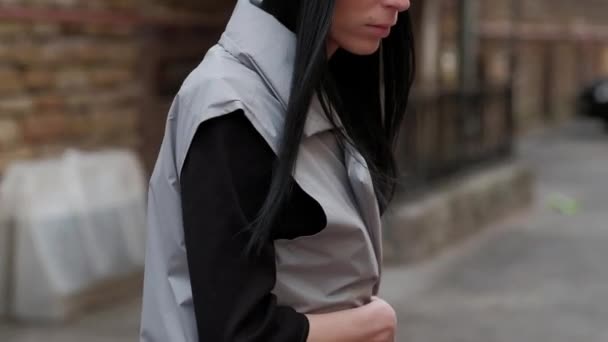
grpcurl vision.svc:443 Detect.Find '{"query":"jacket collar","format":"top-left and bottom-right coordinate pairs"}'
top-left (218, 0), bottom-right (341, 137)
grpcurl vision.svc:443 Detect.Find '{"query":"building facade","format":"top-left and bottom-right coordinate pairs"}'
top-left (0, 0), bottom-right (233, 174)
top-left (2, 0), bottom-right (607, 176)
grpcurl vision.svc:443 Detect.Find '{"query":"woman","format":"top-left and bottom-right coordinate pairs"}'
top-left (140, 0), bottom-right (414, 341)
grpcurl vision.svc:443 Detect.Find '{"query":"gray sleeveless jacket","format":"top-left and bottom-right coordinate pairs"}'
top-left (140, 0), bottom-right (382, 340)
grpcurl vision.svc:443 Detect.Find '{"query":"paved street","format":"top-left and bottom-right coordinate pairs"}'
top-left (1, 118), bottom-right (607, 341)
top-left (0, 297), bottom-right (141, 342)
top-left (381, 118), bottom-right (608, 341)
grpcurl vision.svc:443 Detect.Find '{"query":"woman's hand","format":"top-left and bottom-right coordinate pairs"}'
top-left (305, 296), bottom-right (397, 342)
top-left (363, 297), bottom-right (398, 342)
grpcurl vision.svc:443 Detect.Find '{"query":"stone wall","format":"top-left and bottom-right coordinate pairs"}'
top-left (482, 0), bottom-right (608, 26)
top-left (420, 0), bottom-right (608, 132)
top-left (479, 0), bottom-right (608, 131)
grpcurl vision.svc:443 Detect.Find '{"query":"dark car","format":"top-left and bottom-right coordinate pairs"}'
top-left (577, 78), bottom-right (608, 129)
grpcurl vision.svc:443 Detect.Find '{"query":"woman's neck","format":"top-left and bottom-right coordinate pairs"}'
top-left (327, 40), bottom-right (339, 58)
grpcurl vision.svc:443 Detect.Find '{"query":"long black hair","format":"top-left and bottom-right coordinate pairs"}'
top-left (247, 0), bottom-right (415, 254)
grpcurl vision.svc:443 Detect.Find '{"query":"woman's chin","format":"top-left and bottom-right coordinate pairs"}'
top-left (342, 40), bottom-right (382, 56)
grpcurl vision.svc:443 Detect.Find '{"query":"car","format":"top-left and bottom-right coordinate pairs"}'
top-left (577, 78), bottom-right (608, 129)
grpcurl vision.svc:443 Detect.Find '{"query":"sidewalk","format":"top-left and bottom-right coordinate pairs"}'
top-left (380, 118), bottom-right (608, 341)
top-left (1, 118), bottom-right (607, 341)
top-left (0, 297), bottom-right (141, 341)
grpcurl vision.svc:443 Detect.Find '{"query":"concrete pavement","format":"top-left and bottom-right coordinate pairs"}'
top-left (380, 118), bottom-right (608, 341)
top-left (0, 297), bottom-right (141, 341)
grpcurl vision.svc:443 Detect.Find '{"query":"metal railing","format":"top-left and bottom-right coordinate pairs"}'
top-left (396, 85), bottom-right (514, 193)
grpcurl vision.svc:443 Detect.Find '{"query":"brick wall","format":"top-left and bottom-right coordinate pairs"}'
top-left (0, 0), bottom-right (136, 11)
top-left (0, 0), bottom-right (234, 174)
top-left (0, 0), bottom-right (142, 172)
top-left (136, 1), bottom-right (232, 173)
top-left (149, 0), bottom-right (233, 12)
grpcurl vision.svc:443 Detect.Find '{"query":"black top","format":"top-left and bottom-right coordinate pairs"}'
top-left (180, 110), bottom-right (326, 341)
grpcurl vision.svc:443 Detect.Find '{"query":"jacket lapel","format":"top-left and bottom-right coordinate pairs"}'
top-left (343, 144), bottom-right (383, 292)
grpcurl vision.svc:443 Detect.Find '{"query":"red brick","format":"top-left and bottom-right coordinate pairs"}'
top-left (34, 94), bottom-right (66, 112)
top-left (0, 118), bottom-right (21, 149)
top-left (90, 68), bottom-right (133, 87)
top-left (0, 96), bottom-right (34, 116)
top-left (23, 69), bottom-right (55, 90)
top-left (0, 68), bottom-right (24, 94)
top-left (22, 113), bottom-right (72, 144)
top-left (54, 68), bottom-right (89, 90)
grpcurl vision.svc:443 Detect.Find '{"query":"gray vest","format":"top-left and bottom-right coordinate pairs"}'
top-left (140, 1), bottom-right (382, 340)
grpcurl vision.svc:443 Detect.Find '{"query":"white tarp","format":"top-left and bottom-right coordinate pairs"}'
top-left (0, 149), bottom-right (147, 320)
top-left (0, 183), bottom-right (10, 318)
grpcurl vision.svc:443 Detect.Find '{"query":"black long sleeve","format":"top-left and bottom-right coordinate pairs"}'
top-left (180, 110), bottom-right (324, 341)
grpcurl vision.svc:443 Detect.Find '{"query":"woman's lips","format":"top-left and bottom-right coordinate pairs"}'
top-left (366, 24), bottom-right (392, 38)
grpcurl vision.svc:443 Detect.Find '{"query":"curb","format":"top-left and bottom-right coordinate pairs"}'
top-left (383, 161), bottom-right (534, 265)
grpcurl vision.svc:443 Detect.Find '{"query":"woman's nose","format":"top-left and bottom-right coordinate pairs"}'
top-left (383, 0), bottom-right (410, 12)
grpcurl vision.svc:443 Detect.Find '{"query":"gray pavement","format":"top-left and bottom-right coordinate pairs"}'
top-left (1, 118), bottom-right (607, 341)
top-left (381, 118), bottom-right (608, 341)
top-left (0, 297), bottom-right (141, 341)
